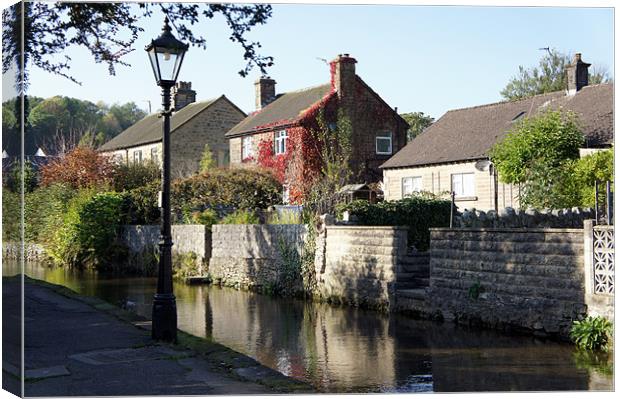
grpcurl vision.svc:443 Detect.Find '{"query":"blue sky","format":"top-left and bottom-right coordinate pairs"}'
top-left (21, 3), bottom-right (615, 120)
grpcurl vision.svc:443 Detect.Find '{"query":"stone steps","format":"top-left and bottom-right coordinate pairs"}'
top-left (396, 288), bottom-right (428, 300)
top-left (395, 279), bottom-right (429, 290)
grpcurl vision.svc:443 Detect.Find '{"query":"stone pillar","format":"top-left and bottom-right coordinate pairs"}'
top-left (583, 219), bottom-right (595, 296)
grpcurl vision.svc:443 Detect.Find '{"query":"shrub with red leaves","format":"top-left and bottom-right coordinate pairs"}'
top-left (41, 147), bottom-right (115, 189)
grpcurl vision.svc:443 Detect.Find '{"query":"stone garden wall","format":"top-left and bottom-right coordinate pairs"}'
top-left (120, 224), bottom-right (212, 262)
top-left (314, 226), bottom-right (408, 309)
top-left (2, 242), bottom-right (46, 261)
top-left (428, 227), bottom-right (586, 337)
top-left (208, 224), bottom-right (307, 289)
top-left (455, 207), bottom-right (595, 228)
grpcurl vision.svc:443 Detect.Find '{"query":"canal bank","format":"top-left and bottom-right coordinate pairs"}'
top-left (3, 261), bottom-right (613, 392)
top-left (2, 275), bottom-right (312, 396)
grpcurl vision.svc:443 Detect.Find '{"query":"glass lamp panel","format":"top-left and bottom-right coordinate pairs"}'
top-left (155, 46), bottom-right (180, 81)
top-left (172, 51), bottom-right (185, 82)
top-left (148, 48), bottom-right (160, 82)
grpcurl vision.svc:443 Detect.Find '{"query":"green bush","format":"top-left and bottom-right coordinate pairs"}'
top-left (336, 195), bottom-right (453, 251)
top-left (2, 190), bottom-right (20, 241)
top-left (47, 190), bottom-right (125, 269)
top-left (111, 161), bottom-right (160, 192)
top-left (570, 316), bottom-right (613, 352)
top-left (267, 210), bottom-right (301, 224)
top-left (171, 168), bottom-right (281, 213)
top-left (25, 183), bottom-right (77, 244)
top-left (220, 209), bottom-right (259, 225)
top-left (122, 181), bottom-right (160, 225)
top-left (190, 208), bottom-right (219, 228)
top-left (5, 160), bottom-right (38, 193)
top-left (573, 149), bottom-right (614, 207)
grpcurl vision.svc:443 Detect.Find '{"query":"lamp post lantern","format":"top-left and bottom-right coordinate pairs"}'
top-left (146, 17), bottom-right (188, 342)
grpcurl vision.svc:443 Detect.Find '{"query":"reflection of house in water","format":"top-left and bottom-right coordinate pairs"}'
top-left (203, 289), bottom-right (398, 390)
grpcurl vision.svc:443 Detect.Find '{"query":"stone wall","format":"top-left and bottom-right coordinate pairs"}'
top-left (428, 227), bottom-right (586, 338)
top-left (314, 226), bottom-right (408, 309)
top-left (120, 224), bottom-right (212, 262)
top-left (170, 96), bottom-right (245, 177)
top-left (455, 207), bottom-right (595, 228)
top-left (2, 242), bottom-right (46, 261)
top-left (208, 224), bottom-right (307, 289)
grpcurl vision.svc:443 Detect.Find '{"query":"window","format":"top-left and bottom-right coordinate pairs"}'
top-left (275, 130), bottom-right (288, 155)
top-left (451, 173), bottom-right (475, 197)
top-left (402, 176), bottom-right (422, 197)
top-left (113, 154), bottom-right (124, 163)
top-left (133, 150), bottom-right (142, 164)
top-left (242, 136), bottom-right (254, 160)
top-left (376, 132), bottom-right (392, 155)
top-left (151, 147), bottom-right (159, 164)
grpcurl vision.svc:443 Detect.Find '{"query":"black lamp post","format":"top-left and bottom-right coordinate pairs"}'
top-left (146, 17), bottom-right (188, 342)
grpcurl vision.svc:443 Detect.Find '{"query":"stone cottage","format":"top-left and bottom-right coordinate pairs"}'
top-left (381, 53), bottom-right (613, 211)
top-left (225, 54), bottom-right (409, 200)
top-left (99, 82), bottom-right (246, 178)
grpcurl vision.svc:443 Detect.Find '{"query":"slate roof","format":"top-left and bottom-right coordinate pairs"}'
top-left (226, 83), bottom-right (332, 137)
top-left (381, 83), bottom-right (614, 169)
top-left (99, 96), bottom-right (226, 151)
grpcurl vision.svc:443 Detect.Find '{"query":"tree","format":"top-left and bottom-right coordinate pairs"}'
top-left (2, 2), bottom-right (274, 88)
top-left (572, 149), bottom-right (614, 208)
top-left (3, 96), bottom-right (147, 155)
top-left (40, 147), bottom-right (115, 189)
top-left (400, 112), bottom-right (434, 141)
top-left (199, 143), bottom-right (216, 172)
top-left (489, 109), bottom-right (585, 208)
top-left (500, 50), bottom-right (611, 101)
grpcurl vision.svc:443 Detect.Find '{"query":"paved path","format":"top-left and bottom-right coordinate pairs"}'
top-left (2, 277), bottom-right (310, 396)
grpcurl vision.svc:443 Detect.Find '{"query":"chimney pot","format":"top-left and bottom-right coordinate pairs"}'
top-left (172, 81), bottom-right (196, 110)
top-left (566, 52), bottom-right (591, 95)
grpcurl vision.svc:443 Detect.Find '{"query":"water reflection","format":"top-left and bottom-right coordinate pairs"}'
top-left (4, 261), bottom-right (613, 392)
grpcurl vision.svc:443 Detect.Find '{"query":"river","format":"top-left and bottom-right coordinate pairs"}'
top-left (3, 260), bottom-right (613, 393)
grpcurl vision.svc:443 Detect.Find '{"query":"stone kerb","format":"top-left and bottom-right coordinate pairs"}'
top-left (427, 227), bottom-right (587, 337)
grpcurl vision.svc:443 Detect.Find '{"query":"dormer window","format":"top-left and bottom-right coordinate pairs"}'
top-left (275, 130), bottom-right (288, 155)
top-left (511, 111), bottom-right (526, 122)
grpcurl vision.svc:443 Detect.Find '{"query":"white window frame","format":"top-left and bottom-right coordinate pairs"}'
top-left (150, 147), bottom-right (159, 164)
top-left (242, 136), bottom-right (254, 160)
top-left (282, 185), bottom-right (290, 204)
top-left (376, 132), bottom-right (393, 155)
top-left (133, 150), bottom-right (142, 164)
top-left (275, 130), bottom-right (288, 155)
top-left (402, 176), bottom-right (422, 197)
top-left (451, 172), bottom-right (475, 197)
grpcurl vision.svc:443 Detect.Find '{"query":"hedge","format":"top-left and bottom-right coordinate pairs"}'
top-left (337, 196), bottom-right (453, 251)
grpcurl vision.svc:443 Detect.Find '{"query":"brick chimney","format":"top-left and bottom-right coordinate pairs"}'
top-left (254, 76), bottom-right (276, 110)
top-left (330, 53), bottom-right (357, 99)
top-left (566, 53), bottom-right (591, 95)
top-left (172, 81), bottom-right (196, 110)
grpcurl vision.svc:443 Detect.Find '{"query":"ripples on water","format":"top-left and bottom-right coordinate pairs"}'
top-left (4, 261), bottom-right (614, 393)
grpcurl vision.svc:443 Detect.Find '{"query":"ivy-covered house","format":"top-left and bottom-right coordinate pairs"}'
top-left (99, 82), bottom-right (246, 178)
top-left (381, 54), bottom-right (613, 211)
top-left (225, 54), bottom-right (409, 202)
